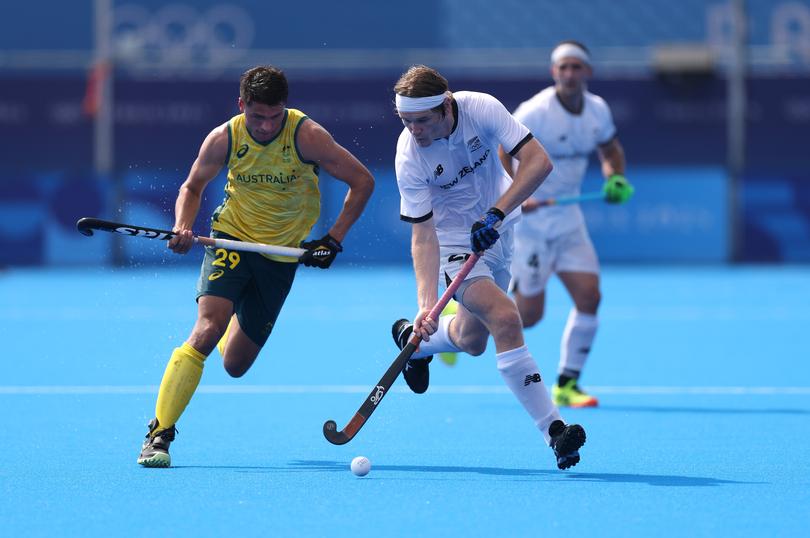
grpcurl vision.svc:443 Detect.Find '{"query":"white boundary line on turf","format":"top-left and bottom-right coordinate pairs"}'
top-left (1, 385), bottom-right (810, 395)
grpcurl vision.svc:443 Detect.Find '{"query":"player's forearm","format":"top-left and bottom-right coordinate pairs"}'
top-left (411, 231), bottom-right (440, 310)
top-left (173, 184), bottom-right (202, 231)
top-left (327, 175), bottom-right (374, 243)
top-left (600, 140), bottom-right (625, 177)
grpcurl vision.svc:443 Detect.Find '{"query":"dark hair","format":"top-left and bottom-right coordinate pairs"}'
top-left (239, 65), bottom-right (288, 106)
top-left (394, 65), bottom-right (450, 114)
top-left (554, 40), bottom-right (590, 55)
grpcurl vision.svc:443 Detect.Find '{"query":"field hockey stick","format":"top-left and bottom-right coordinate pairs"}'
top-left (534, 190), bottom-right (607, 208)
top-left (323, 252), bottom-right (481, 445)
top-left (76, 217), bottom-right (306, 258)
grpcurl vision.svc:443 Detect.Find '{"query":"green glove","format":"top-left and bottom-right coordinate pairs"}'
top-left (603, 174), bottom-right (634, 204)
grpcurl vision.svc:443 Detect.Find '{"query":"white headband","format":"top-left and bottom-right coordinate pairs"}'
top-left (551, 43), bottom-right (590, 65)
top-left (395, 92), bottom-right (449, 113)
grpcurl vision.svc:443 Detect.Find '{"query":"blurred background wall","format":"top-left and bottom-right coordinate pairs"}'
top-left (1, 0), bottom-right (808, 266)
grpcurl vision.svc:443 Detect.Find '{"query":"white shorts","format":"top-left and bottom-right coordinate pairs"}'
top-left (439, 227), bottom-right (514, 303)
top-left (511, 220), bottom-right (599, 297)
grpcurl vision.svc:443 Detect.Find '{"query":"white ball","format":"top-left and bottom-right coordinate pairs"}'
top-left (350, 456), bottom-right (371, 477)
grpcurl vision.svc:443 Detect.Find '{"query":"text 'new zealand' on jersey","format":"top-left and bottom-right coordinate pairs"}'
top-left (395, 91), bottom-right (532, 248)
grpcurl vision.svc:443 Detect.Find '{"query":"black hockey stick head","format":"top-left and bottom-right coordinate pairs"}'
top-left (75, 218), bottom-right (175, 240)
top-left (322, 341), bottom-right (418, 445)
top-left (323, 420), bottom-right (351, 445)
top-left (76, 217), bottom-right (97, 236)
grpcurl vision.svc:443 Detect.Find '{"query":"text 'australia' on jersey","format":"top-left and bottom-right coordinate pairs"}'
top-left (395, 91), bottom-right (531, 248)
top-left (212, 109), bottom-right (320, 262)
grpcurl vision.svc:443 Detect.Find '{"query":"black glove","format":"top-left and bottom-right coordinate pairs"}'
top-left (300, 234), bottom-right (343, 269)
top-left (470, 207), bottom-right (505, 252)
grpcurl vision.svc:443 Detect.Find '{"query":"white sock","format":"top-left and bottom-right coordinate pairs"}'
top-left (559, 308), bottom-right (598, 377)
top-left (413, 314), bottom-right (461, 359)
top-left (496, 345), bottom-right (561, 444)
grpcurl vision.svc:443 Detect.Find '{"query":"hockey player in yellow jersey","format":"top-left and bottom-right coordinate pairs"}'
top-left (138, 65), bottom-right (374, 467)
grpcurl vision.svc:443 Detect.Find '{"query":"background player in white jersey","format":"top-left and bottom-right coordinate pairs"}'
top-left (498, 41), bottom-right (634, 408)
top-left (391, 64), bottom-right (586, 469)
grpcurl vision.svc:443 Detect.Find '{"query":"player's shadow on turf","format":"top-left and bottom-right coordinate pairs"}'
top-left (597, 405), bottom-right (810, 416)
top-left (169, 465), bottom-right (280, 471)
top-left (289, 460), bottom-right (757, 487)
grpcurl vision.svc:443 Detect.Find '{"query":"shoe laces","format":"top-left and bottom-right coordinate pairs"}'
top-left (570, 384), bottom-right (587, 395)
top-left (561, 379), bottom-right (585, 394)
top-left (158, 425), bottom-right (178, 442)
top-left (149, 423), bottom-right (178, 443)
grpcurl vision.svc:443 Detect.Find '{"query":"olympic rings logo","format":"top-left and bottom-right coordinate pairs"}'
top-left (707, 2), bottom-right (810, 64)
top-left (113, 3), bottom-right (255, 71)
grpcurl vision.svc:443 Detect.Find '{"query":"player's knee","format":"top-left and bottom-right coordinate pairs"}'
top-left (223, 348), bottom-right (259, 378)
top-left (521, 308), bottom-right (544, 328)
top-left (202, 323), bottom-right (225, 343)
top-left (224, 361), bottom-right (248, 378)
top-left (465, 339), bottom-right (487, 356)
top-left (490, 308), bottom-right (524, 342)
top-left (494, 308), bottom-right (523, 331)
top-left (189, 318), bottom-right (227, 354)
top-left (515, 292), bottom-right (544, 328)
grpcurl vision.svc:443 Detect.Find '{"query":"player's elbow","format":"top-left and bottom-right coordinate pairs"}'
top-left (528, 157), bottom-right (553, 188)
top-left (539, 155), bottom-right (553, 178)
top-left (354, 171), bottom-right (375, 200)
top-left (363, 172), bottom-right (375, 196)
top-left (179, 181), bottom-right (203, 200)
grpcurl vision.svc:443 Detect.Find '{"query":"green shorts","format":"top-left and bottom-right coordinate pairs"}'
top-left (196, 231), bottom-right (298, 347)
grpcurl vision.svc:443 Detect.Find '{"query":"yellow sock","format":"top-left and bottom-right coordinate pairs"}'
top-left (217, 318), bottom-right (233, 357)
top-left (155, 342), bottom-right (206, 432)
top-left (439, 300), bottom-right (460, 366)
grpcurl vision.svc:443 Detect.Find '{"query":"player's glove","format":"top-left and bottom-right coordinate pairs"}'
top-left (470, 207), bottom-right (505, 253)
top-left (300, 234), bottom-right (343, 269)
top-left (603, 174), bottom-right (634, 204)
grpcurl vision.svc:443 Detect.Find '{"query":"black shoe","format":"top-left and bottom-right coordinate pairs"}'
top-left (392, 318), bottom-right (432, 394)
top-left (137, 418), bottom-right (177, 468)
top-left (548, 419), bottom-right (586, 470)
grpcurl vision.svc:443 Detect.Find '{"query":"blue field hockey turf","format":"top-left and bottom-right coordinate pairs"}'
top-left (1, 265), bottom-right (808, 536)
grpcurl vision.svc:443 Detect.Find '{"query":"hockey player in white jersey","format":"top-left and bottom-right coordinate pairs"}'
top-left (390, 64), bottom-right (586, 470)
top-left (499, 41), bottom-right (634, 408)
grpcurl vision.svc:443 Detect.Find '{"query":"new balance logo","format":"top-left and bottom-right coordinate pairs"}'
top-left (524, 373), bottom-right (542, 386)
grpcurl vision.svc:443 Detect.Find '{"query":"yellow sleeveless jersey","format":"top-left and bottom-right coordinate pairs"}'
top-left (212, 109), bottom-right (320, 262)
